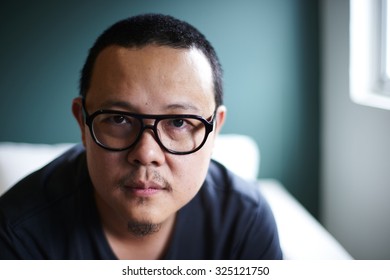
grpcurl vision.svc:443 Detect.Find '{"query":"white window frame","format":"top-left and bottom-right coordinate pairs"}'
top-left (349, 0), bottom-right (390, 110)
top-left (381, 0), bottom-right (390, 89)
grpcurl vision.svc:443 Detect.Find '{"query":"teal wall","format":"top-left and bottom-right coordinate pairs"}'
top-left (0, 0), bottom-right (320, 217)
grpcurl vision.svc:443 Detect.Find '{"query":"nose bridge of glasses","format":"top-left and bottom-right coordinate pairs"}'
top-left (138, 119), bottom-right (160, 142)
top-left (132, 119), bottom-right (167, 155)
top-left (139, 116), bottom-right (159, 132)
top-left (140, 123), bottom-right (157, 134)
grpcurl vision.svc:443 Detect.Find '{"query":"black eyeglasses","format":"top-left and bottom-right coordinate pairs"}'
top-left (82, 99), bottom-right (215, 155)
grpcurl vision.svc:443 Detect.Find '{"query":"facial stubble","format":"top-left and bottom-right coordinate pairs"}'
top-left (120, 171), bottom-right (171, 237)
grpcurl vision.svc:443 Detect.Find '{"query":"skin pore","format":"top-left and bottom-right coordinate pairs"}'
top-left (72, 45), bottom-right (226, 259)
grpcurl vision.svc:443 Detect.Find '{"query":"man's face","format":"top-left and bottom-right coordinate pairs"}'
top-left (73, 45), bottom-right (225, 234)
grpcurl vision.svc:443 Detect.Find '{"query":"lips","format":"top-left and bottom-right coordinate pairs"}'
top-left (122, 182), bottom-right (165, 197)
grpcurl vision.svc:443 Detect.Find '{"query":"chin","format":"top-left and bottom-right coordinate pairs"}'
top-left (127, 219), bottom-right (161, 237)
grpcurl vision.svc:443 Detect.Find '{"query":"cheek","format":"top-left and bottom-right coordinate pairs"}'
top-left (169, 149), bottom-right (212, 196)
top-left (85, 142), bottom-right (121, 191)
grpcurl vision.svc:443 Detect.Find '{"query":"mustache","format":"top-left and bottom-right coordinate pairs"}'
top-left (117, 168), bottom-right (171, 190)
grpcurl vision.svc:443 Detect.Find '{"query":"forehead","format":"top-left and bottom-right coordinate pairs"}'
top-left (88, 45), bottom-right (215, 114)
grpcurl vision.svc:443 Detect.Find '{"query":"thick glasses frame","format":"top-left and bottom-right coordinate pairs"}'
top-left (82, 98), bottom-right (215, 155)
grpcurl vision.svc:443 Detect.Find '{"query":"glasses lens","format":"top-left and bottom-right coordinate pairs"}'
top-left (157, 117), bottom-right (206, 153)
top-left (92, 113), bottom-right (141, 149)
top-left (90, 113), bottom-right (209, 153)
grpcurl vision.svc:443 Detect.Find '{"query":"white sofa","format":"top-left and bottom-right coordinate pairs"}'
top-left (0, 134), bottom-right (352, 259)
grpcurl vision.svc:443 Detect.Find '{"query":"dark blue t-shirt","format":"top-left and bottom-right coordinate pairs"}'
top-left (0, 145), bottom-right (282, 259)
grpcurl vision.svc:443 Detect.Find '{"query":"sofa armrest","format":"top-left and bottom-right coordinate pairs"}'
top-left (259, 179), bottom-right (353, 259)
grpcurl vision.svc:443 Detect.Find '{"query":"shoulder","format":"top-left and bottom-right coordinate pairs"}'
top-left (199, 160), bottom-right (282, 259)
top-left (0, 144), bottom-right (92, 259)
top-left (0, 145), bottom-right (108, 259)
top-left (204, 159), bottom-right (264, 207)
top-left (0, 144), bottom-right (87, 225)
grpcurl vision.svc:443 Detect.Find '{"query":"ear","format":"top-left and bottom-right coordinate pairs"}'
top-left (214, 105), bottom-right (227, 135)
top-left (72, 97), bottom-right (87, 147)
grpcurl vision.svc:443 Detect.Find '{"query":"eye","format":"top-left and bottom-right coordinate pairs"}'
top-left (171, 119), bottom-right (185, 128)
top-left (165, 118), bottom-right (196, 131)
top-left (100, 114), bottom-right (132, 125)
top-left (111, 115), bottom-right (127, 124)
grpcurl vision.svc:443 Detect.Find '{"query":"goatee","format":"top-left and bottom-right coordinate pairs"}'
top-left (127, 221), bottom-right (161, 237)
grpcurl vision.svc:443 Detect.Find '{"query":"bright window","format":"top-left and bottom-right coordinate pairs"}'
top-left (382, 0), bottom-right (390, 89)
top-left (350, 0), bottom-right (390, 109)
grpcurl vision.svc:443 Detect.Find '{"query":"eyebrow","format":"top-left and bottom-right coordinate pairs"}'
top-left (98, 100), bottom-right (201, 113)
top-left (99, 100), bottom-right (135, 111)
top-left (165, 103), bottom-right (201, 112)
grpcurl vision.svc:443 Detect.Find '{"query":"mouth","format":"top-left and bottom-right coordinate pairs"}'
top-left (122, 182), bottom-right (166, 197)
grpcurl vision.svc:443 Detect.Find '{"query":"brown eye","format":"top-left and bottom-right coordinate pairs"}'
top-left (171, 119), bottom-right (185, 128)
top-left (112, 115), bottom-right (126, 124)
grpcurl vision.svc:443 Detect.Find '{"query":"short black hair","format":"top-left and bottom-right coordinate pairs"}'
top-left (79, 13), bottom-right (223, 107)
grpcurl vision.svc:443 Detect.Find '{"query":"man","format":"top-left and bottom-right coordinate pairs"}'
top-left (0, 14), bottom-right (282, 259)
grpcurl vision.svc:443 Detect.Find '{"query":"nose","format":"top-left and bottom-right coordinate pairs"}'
top-left (126, 126), bottom-right (165, 166)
